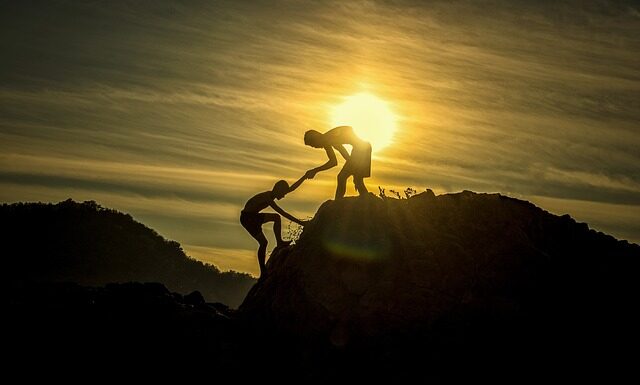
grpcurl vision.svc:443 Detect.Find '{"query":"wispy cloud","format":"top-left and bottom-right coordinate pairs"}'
top-left (1, 1), bottom-right (638, 272)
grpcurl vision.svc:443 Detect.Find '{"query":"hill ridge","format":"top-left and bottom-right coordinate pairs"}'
top-left (1, 198), bottom-right (255, 307)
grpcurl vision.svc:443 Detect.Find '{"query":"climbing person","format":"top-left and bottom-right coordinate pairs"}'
top-left (303, 126), bottom-right (372, 199)
top-left (240, 176), bottom-right (306, 277)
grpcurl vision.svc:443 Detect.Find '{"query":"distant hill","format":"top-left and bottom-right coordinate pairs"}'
top-left (0, 199), bottom-right (255, 307)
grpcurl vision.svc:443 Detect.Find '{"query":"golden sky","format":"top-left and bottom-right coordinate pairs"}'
top-left (1, 1), bottom-right (639, 275)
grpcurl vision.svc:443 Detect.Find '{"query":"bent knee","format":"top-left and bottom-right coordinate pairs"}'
top-left (264, 213), bottom-right (280, 222)
top-left (337, 170), bottom-right (350, 180)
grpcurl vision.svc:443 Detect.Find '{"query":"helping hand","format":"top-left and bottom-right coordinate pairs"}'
top-left (305, 169), bottom-right (317, 179)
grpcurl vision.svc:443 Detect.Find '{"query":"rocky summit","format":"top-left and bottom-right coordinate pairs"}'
top-left (240, 191), bottom-right (639, 378)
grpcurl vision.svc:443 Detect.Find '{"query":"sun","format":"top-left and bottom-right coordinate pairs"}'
top-left (330, 92), bottom-right (397, 151)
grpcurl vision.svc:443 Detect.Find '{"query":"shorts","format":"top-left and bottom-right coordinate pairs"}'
top-left (344, 142), bottom-right (372, 178)
top-left (240, 211), bottom-right (267, 237)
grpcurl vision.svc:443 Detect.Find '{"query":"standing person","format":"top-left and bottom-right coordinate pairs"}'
top-left (240, 176), bottom-right (306, 277)
top-left (303, 126), bottom-right (372, 199)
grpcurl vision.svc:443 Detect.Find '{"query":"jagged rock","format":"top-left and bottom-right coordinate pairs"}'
top-left (240, 191), bottom-right (640, 355)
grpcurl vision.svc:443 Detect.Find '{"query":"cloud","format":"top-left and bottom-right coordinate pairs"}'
top-left (540, 166), bottom-right (640, 193)
top-left (1, 1), bottom-right (638, 271)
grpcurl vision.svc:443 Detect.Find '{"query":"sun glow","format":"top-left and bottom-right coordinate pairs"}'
top-left (330, 92), bottom-right (397, 151)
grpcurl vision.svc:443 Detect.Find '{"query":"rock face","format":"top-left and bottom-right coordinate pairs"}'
top-left (240, 191), bottom-right (640, 359)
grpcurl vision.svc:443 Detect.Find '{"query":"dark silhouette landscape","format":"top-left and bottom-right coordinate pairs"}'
top-left (1, 199), bottom-right (255, 307)
top-left (2, 1), bottom-right (638, 381)
top-left (4, 191), bottom-right (639, 380)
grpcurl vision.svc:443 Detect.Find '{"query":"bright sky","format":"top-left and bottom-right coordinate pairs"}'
top-left (1, 1), bottom-right (639, 276)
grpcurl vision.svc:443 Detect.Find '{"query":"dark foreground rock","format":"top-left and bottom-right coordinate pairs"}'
top-left (6, 282), bottom-right (236, 357)
top-left (5, 191), bottom-right (640, 381)
top-left (240, 191), bottom-right (640, 380)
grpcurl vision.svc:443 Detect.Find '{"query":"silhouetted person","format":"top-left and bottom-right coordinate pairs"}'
top-left (241, 177), bottom-right (306, 277)
top-left (304, 126), bottom-right (372, 199)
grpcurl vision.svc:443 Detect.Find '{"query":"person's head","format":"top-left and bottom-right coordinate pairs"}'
top-left (272, 180), bottom-right (290, 199)
top-left (304, 130), bottom-right (324, 148)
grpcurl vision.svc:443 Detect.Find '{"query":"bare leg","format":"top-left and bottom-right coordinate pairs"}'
top-left (273, 215), bottom-right (283, 243)
top-left (264, 213), bottom-right (291, 248)
top-left (354, 176), bottom-right (368, 196)
top-left (335, 168), bottom-right (349, 200)
top-left (251, 231), bottom-right (269, 276)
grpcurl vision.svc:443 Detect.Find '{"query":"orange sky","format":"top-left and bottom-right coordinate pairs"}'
top-left (1, 1), bottom-right (639, 275)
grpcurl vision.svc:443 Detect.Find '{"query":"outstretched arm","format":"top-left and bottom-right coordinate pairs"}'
top-left (306, 146), bottom-right (337, 179)
top-left (288, 174), bottom-right (307, 193)
top-left (270, 201), bottom-right (304, 226)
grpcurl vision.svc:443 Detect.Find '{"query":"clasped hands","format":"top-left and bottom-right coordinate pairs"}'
top-left (304, 169), bottom-right (318, 179)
